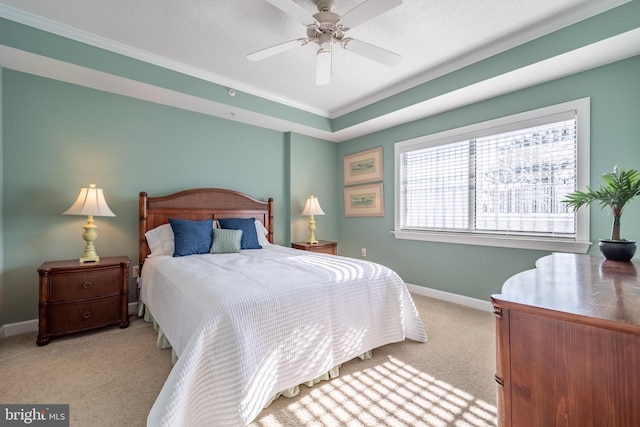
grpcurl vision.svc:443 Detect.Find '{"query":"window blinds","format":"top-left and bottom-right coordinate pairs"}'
top-left (399, 112), bottom-right (578, 238)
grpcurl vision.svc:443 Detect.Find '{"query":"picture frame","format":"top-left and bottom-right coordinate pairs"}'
top-left (344, 183), bottom-right (384, 217)
top-left (343, 147), bottom-right (383, 186)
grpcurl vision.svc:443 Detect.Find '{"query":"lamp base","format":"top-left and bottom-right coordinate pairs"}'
top-left (306, 215), bottom-right (319, 245)
top-left (79, 217), bottom-right (100, 263)
top-left (79, 241), bottom-right (100, 263)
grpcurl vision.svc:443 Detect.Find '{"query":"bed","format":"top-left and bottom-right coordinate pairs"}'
top-left (138, 188), bottom-right (428, 427)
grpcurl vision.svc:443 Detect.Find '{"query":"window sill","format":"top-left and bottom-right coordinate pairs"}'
top-left (392, 230), bottom-right (592, 253)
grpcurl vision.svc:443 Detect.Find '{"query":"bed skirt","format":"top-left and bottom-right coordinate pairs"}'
top-left (138, 303), bottom-right (372, 408)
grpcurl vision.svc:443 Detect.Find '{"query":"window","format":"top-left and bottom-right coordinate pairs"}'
top-left (394, 98), bottom-right (591, 252)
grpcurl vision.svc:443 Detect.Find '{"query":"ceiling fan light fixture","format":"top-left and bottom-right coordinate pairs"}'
top-left (318, 33), bottom-right (333, 50)
top-left (316, 48), bottom-right (332, 85)
top-left (252, 0), bottom-right (403, 84)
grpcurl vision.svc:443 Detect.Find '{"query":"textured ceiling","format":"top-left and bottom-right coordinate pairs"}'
top-left (0, 0), bottom-right (626, 117)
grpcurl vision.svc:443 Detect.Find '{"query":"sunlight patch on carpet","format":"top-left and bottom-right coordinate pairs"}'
top-left (264, 355), bottom-right (497, 426)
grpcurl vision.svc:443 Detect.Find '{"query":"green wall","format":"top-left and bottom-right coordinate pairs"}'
top-left (1, 70), bottom-right (339, 324)
top-left (337, 55), bottom-right (640, 300)
top-left (0, 17), bottom-right (332, 133)
top-left (289, 133), bottom-right (339, 245)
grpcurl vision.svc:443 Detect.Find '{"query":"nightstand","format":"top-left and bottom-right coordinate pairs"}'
top-left (291, 240), bottom-right (337, 255)
top-left (37, 256), bottom-right (130, 346)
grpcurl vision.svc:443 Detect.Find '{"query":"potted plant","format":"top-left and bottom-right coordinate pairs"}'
top-left (563, 165), bottom-right (640, 262)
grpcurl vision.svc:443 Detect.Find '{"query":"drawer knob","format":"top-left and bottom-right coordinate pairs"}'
top-left (82, 310), bottom-right (92, 319)
top-left (83, 281), bottom-right (93, 289)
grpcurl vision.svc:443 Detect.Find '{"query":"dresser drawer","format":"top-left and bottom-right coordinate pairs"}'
top-left (48, 296), bottom-right (121, 335)
top-left (49, 268), bottom-right (121, 302)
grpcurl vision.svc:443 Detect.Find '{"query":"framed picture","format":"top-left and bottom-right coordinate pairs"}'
top-left (343, 147), bottom-right (383, 186)
top-left (344, 183), bottom-right (384, 217)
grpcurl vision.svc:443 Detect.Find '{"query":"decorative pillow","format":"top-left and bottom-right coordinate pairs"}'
top-left (210, 228), bottom-right (243, 254)
top-left (255, 220), bottom-right (271, 247)
top-left (169, 218), bottom-right (214, 257)
top-left (145, 223), bottom-right (175, 257)
top-left (218, 218), bottom-right (262, 249)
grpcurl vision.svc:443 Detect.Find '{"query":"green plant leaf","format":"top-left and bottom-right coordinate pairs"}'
top-left (562, 165), bottom-right (640, 240)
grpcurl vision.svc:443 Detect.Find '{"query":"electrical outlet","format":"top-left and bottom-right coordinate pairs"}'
top-left (361, 248), bottom-right (367, 257)
top-left (132, 265), bottom-right (140, 278)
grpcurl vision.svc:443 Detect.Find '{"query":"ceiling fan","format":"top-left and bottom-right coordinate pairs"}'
top-left (248, 0), bottom-right (402, 85)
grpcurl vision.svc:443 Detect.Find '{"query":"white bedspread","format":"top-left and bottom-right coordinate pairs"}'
top-left (141, 245), bottom-right (427, 427)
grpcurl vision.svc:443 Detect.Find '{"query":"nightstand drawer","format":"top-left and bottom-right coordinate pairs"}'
top-left (38, 256), bottom-right (130, 345)
top-left (308, 245), bottom-right (336, 255)
top-left (291, 240), bottom-right (337, 255)
top-left (48, 296), bottom-right (122, 335)
top-left (49, 268), bottom-right (121, 302)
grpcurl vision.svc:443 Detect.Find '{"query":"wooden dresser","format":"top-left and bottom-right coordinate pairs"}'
top-left (291, 240), bottom-right (337, 255)
top-left (491, 253), bottom-right (640, 427)
top-left (37, 256), bottom-right (130, 346)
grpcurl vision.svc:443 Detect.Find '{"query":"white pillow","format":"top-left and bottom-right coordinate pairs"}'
top-left (145, 223), bottom-right (174, 257)
top-left (255, 220), bottom-right (271, 247)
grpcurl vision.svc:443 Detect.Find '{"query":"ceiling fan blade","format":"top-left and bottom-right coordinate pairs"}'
top-left (316, 48), bottom-right (332, 85)
top-left (264, 0), bottom-right (317, 26)
top-left (247, 38), bottom-right (308, 61)
top-left (341, 38), bottom-right (400, 67)
top-left (339, 0), bottom-right (402, 30)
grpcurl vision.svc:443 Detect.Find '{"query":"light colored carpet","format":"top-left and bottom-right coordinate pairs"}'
top-left (0, 294), bottom-right (497, 426)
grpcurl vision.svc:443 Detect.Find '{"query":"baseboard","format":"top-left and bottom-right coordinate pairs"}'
top-left (0, 302), bottom-right (140, 339)
top-left (0, 318), bottom-right (38, 339)
top-left (406, 283), bottom-right (493, 312)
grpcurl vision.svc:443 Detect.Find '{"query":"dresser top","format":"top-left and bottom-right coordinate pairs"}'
top-left (493, 253), bottom-right (640, 330)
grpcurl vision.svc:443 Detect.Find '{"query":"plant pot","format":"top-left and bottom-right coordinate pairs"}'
top-left (599, 239), bottom-right (637, 262)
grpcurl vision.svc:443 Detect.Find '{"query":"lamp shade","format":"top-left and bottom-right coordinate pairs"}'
top-left (63, 184), bottom-right (115, 217)
top-left (301, 196), bottom-right (325, 216)
top-left (63, 183), bottom-right (115, 263)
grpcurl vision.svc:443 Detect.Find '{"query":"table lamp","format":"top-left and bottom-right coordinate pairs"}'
top-left (63, 183), bottom-right (116, 263)
top-left (301, 195), bottom-right (325, 244)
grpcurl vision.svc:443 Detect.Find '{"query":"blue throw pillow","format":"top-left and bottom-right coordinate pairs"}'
top-left (218, 218), bottom-right (262, 249)
top-left (169, 218), bottom-right (213, 257)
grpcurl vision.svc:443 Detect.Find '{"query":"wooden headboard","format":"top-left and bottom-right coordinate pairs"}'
top-left (139, 188), bottom-right (274, 268)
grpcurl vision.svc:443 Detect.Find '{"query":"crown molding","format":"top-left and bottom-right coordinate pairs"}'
top-left (2, 28), bottom-right (638, 143)
top-left (0, 4), bottom-right (332, 117)
top-left (329, 0), bottom-right (631, 118)
top-left (0, 0), bottom-right (630, 120)
top-left (1, 4), bottom-right (638, 143)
